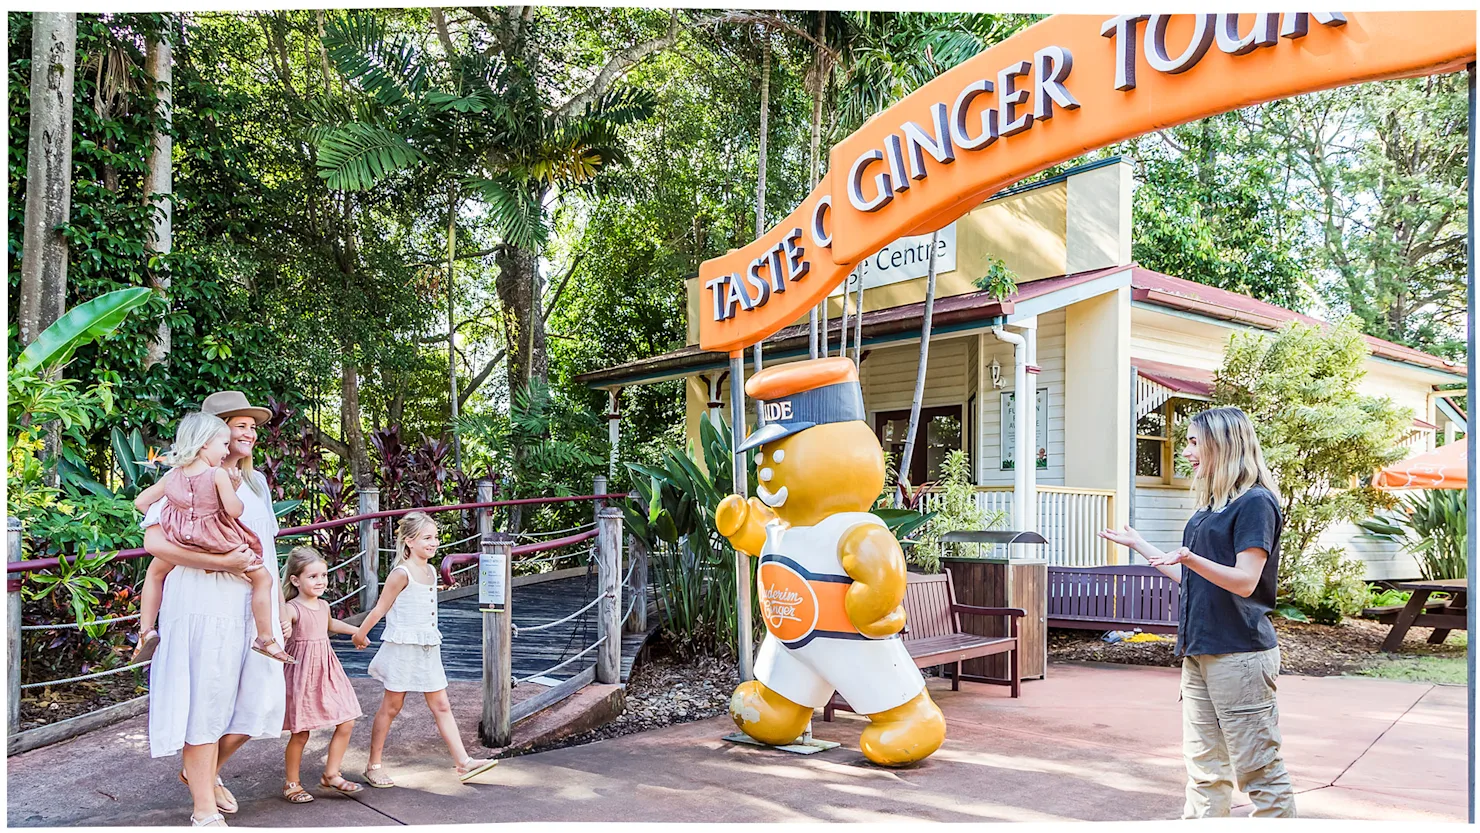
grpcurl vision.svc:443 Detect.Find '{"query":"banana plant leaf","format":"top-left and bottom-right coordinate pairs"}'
top-left (13, 288), bottom-right (152, 373)
top-left (273, 500), bottom-right (303, 518)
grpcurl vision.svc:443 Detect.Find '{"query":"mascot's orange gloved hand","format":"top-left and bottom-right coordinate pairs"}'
top-left (838, 524), bottom-right (909, 638)
top-left (715, 495), bottom-right (777, 558)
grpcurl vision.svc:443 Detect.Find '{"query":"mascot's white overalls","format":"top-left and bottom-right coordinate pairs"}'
top-left (753, 512), bottom-right (925, 716)
top-left (718, 357), bottom-right (947, 767)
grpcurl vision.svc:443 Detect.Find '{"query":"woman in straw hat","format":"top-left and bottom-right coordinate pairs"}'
top-left (139, 392), bottom-right (292, 826)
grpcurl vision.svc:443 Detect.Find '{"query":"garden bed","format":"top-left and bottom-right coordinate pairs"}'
top-left (18, 674), bottom-right (147, 732)
top-left (1049, 616), bottom-right (1467, 678)
top-left (521, 649), bottom-right (739, 755)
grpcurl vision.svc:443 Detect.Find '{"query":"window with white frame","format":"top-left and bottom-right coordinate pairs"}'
top-left (1136, 397), bottom-right (1201, 486)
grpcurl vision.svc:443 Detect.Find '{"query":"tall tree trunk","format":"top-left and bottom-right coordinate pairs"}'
top-left (753, 34), bottom-right (770, 370)
top-left (340, 340), bottom-right (371, 486)
top-left (143, 35), bottom-right (173, 369)
top-left (896, 231), bottom-right (941, 505)
top-left (445, 185), bottom-right (462, 470)
top-left (19, 13), bottom-right (77, 489)
top-left (495, 244), bottom-right (547, 391)
top-left (18, 13), bottom-right (77, 349)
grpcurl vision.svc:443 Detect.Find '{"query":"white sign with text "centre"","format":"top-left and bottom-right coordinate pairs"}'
top-left (831, 222), bottom-right (957, 297)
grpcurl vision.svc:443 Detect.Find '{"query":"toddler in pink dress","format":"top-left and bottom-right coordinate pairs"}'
top-left (132, 412), bottom-right (292, 664)
top-left (279, 546), bottom-right (364, 802)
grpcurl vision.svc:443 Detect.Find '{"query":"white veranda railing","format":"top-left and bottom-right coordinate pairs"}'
top-left (920, 485), bottom-right (1116, 566)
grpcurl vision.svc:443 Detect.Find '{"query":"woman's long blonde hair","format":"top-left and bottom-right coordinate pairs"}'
top-left (394, 511), bottom-right (439, 568)
top-left (160, 412), bottom-right (230, 468)
top-left (1189, 406), bottom-right (1281, 511)
top-left (282, 546), bottom-right (326, 602)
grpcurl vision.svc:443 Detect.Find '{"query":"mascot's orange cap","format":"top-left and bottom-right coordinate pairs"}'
top-left (738, 357), bottom-right (865, 452)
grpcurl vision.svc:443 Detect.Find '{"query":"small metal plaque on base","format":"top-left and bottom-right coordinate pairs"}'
top-left (721, 732), bottom-right (841, 755)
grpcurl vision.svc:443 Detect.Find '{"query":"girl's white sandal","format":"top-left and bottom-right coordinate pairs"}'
top-left (191, 812), bottom-right (227, 827)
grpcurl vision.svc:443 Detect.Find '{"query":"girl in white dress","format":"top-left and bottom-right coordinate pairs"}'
top-left (352, 511), bottom-right (496, 786)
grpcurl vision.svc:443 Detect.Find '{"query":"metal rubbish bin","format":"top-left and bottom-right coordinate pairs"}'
top-left (940, 530), bottom-right (1048, 681)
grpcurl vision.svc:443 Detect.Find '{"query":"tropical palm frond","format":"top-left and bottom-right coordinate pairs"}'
top-left (465, 176), bottom-right (547, 250)
top-left (314, 123), bottom-right (428, 191)
top-left (322, 11), bottom-right (428, 108)
top-left (586, 86), bottom-right (658, 127)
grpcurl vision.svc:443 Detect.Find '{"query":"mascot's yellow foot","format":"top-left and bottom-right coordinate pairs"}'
top-left (729, 680), bottom-right (812, 746)
top-left (859, 690), bottom-right (946, 767)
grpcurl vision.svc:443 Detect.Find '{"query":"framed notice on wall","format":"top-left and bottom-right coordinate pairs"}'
top-left (1000, 388), bottom-right (1048, 471)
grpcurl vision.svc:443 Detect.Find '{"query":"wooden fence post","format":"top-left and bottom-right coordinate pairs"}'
top-left (593, 475), bottom-right (607, 511)
top-left (476, 479), bottom-right (494, 541)
top-left (596, 507), bottom-right (623, 684)
top-left (8, 517), bottom-right (22, 737)
top-left (624, 534), bottom-right (647, 634)
top-left (358, 488), bottom-right (380, 612)
top-left (479, 533), bottom-right (514, 748)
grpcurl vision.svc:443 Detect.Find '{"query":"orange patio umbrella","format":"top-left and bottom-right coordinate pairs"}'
top-left (1374, 439), bottom-right (1468, 490)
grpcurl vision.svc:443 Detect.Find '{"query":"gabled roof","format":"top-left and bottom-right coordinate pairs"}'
top-left (1129, 268), bottom-right (1463, 377)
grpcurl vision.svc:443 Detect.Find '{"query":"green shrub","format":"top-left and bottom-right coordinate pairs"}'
top-left (1358, 489), bottom-right (1467, 580)
top-left (1278, 546), bottom-right (1366, 624)
top-left (623, 414), bottom-right (757, 659)
top-left (911, 450), bottom-right (1005, 573)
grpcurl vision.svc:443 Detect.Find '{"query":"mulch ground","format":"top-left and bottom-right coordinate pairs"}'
top-left (18, 675), bottom-right (146, 732)
top-left (1048, 616), bottom-right (1467, 676)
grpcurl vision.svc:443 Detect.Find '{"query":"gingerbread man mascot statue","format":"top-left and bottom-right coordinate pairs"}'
top-left (717, 357), bottom-right (946, 766)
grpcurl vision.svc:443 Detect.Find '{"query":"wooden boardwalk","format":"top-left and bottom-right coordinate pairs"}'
top-left (335, 570), bottom-right (649, 685)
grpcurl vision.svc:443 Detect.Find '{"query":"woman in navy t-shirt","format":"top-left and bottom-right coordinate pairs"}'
top-left (1099, 406), bottom-right (1293, 818)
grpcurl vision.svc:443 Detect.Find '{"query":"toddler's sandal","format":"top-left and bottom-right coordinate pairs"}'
top-left (319, 773), bottom-right (364, 795)
top-left (282, 781), bottom-right (314, 804)
top-left (191, 812), bottom-right (228, 827)
top-left (362, 764), bottom-right (395, 788)
top-left (131, 630), bottom-right (160, 664)
top-left (251, 637), bottom-right (296, 664)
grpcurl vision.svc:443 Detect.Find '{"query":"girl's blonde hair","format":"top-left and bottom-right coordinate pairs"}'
top-left (282, 546), bottom-right (327, 602)
top-left (161, 412), bottom-right (231, 468)
top-left (1189, 406), bottom-right (1282, 512)
top-left (394, 511), bottom-right (439, 567)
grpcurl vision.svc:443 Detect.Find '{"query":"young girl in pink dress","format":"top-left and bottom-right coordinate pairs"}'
top-left (279, 546), bottom-right (364, 803)
top-left (132, 412), bottom-right (292, 664)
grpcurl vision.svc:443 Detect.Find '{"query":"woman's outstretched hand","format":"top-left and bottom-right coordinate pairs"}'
top-left (1097, 524), bottom-right (1148, 555)
top-left (1148, 546), bottom-right (1195, 567)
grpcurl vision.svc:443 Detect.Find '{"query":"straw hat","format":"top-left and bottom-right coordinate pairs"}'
top-left (200, 391), bottom-right (272, 426)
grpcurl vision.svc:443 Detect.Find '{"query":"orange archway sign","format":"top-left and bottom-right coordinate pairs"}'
top-left (698, 12), bottom-right (1476, 355)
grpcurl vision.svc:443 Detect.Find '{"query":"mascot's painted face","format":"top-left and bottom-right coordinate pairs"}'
top-left (754, 421), bottom-right (885, 527)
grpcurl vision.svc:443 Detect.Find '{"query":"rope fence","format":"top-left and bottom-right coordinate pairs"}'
top-left (20, 660), bottom-right (151, 691)
top-left (512, 592), bottom-right (606, 637)
top-left (513, 635), bottom-right (606, 686)
top-left (514, 521), bottom-right (596, 540)
top-left (325, 550), bottom-right (365, 575)
top-left (21, 613), bottom-right (141, 631)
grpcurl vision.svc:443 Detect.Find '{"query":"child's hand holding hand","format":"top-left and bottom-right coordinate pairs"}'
top-left (352, 629), bottom-right (369, 650)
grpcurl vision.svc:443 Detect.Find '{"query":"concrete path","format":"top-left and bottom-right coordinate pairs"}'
top-left (7, 662), bottom-right (1465, 825)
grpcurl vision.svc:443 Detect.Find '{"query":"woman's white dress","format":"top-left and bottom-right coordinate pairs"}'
top-left (367, 564), bottom-right (448, 692)
top-left (145, 471), bottom-right (286, 758)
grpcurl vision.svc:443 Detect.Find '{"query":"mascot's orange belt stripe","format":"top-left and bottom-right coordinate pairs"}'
top-left (759, 555), bottom-right (889, 648)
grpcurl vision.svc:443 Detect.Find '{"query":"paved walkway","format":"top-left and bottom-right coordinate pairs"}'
top-left (7, 662), bottom-right (1466, 825)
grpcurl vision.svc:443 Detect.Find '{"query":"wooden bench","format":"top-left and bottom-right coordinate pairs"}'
top-left (1047, 565), bottom-right (1179, 634)
top-left (1362, 598), bottom-right (1449, 624)
top-left (822, 570), bottom-right (1025, 721)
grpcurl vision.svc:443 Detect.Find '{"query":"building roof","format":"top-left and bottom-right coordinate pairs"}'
top-left (1129, 268), bottom-right (1463, 377)
top-left (1133, 358), bottom-right (1214, 398)
top-left (578, 264), bottom-right (1463, 389)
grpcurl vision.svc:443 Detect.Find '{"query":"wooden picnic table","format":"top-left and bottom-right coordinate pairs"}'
top-left (1379, 578), bottom-right (1469, 653)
